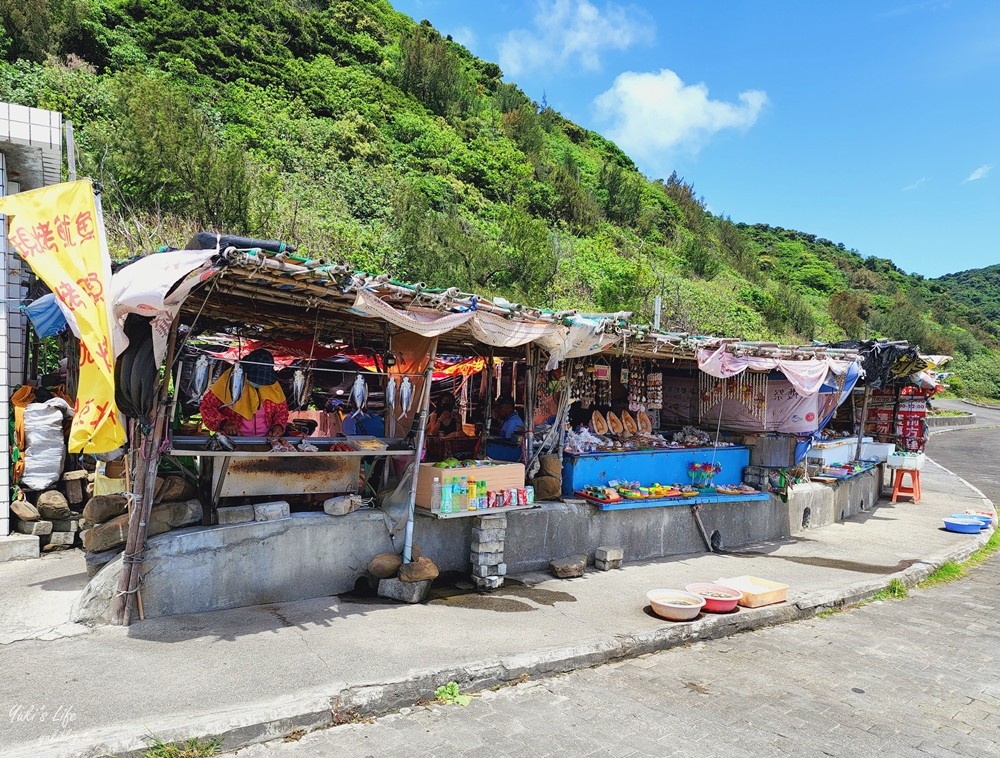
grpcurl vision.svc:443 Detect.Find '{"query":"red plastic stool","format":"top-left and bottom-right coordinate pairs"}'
top-left (891, 469), bottom-right (921, 503)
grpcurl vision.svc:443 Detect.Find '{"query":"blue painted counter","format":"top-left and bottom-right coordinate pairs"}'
top-left (561, 446), bottom-right (751, 498)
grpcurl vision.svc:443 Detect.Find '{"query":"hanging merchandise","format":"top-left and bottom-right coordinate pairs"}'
top-left (646, 372), bottom-right (663, 410)
top-left (627, 357), bottom-right (648, 412)
top-left (700, 370), bottom-right (768, 423)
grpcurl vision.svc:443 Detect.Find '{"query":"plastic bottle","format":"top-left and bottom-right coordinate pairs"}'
top-left (467, 478), bottom-right (477, 510)
top-left (459, 476), bottom-right (469, 511)
top-left (431, 477), bottom-right (442, 514)
top-left (478, 480), bottom-right (487, 510)
top-left (441, 478), bottom-right (452, 514)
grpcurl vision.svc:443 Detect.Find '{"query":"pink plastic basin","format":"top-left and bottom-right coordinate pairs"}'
top-left (685, 583), bottom-right (742, 613)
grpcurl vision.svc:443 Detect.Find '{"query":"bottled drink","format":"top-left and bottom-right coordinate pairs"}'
top-left (459, 476), bottom-right (469, 511)
top-left (468, 479), bottom-right (478, 511)
top-left (430, 477), bottom-right (442, 514)
top-left (441, 477), bottom-right (452, 514)
top-left (479, 481), bottom-right (487, 509)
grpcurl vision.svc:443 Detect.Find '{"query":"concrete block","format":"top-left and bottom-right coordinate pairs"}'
top-left (47, 531), bottom-right (76, 546)
top-left (473, 575), bottom-right (503, 590)
top-left (52, 518), bottom-right (80, 533)
top-left (61, 470), bottom-right (89, 505)
top-left (475, 514), bottom-right (507, 528)
top-left (595, 546), bottom-right (623, 562)
top-left (471, 527), bottom-right (506, 542)
top-left (497, 562), bottom-right (507, 576)
top-left (377, 577), bottom-right (431, 603)
top-left (0, 534), bottom-right (40, 562)
top-left (218, 505), bottom-right (255, 525)
top-left (470, 540), bottom-right (504, 554)
top-left (254, 501), bottom-right (290, 522)
top-left (595, 558), bottom-right (622, 571)
top-left (472, 564), bottom-right (500, 578)
top-left (470, 551), bottom-right (502, 566)
top-left (16, 519), bottom-right (53, 536)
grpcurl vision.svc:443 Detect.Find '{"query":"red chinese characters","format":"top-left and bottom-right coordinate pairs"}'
top-left (55, 281), bottom-right (85, 310)
top-left (76, 272), bottom-right (105, 306)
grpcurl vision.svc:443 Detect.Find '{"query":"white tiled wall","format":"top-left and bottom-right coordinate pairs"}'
top-left (0, 103), bottom-right (62, 150)
top-left (1, 150), bottom-right (10, 532)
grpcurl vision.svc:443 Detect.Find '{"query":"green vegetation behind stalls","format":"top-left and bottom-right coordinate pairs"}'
top-left (3, 0), bottom-right (1000, 393)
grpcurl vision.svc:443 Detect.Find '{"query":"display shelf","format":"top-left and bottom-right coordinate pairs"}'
top-left (169, 448), bottom-right (414, 458)
top-left (415, 504), bottom-right (537, 519)
top-left (572, 491), bottom-right (771, 511)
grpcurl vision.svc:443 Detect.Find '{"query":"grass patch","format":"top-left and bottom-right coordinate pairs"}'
top-left (919, 526), bottom-right (1000, 589)
top-left (867, 578), bottom-right (908, 603)
top-left (143, 737), bottom-right (222, 758)
top-left (434, 681), bottom-right (472, 707)
top-left (815, 608), bottom-right (841, 619)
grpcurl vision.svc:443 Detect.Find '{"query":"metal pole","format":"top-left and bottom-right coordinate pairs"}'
top-left (402, 337), bottom-right (438, 564)
top-left (653, 295), bottom-right (662, 331)
top-left (65, 121), bottom-right (77, 181)
top-left (854, 386), bottom-right (870, 461)
top-left (523, 343), bottom-right (535, 467)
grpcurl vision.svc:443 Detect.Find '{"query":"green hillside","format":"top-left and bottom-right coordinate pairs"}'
top-left (2, 0), bottom-right (999, 395)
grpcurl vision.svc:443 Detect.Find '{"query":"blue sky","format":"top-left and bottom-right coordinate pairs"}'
top-left (391, 0), bottom-right (999, 278)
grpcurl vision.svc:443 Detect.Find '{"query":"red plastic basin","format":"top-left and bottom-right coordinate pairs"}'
top-left (685, 583), bottom-right (742, 613)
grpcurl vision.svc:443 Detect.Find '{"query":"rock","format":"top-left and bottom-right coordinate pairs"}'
top-left (47, 531), bottom-right (76, 546)
top-left (550, 554), bottom-right (587, 578)
top-left (85, 547), bottom-right (123, 578)
top-left (530, 475), bottom-right (561, 501)
top-left (61, 470), bottom-right (89, 504)
top-left (42, 543), bottom-right (73, 553)
top-left (217, 505), bottom-right (255, 525)
top-left (35, 490), bottom-right (74, 520)
top-left (81, 514), bottom-right (129, 553)
top-left (16, 519), bottom-right (53, 536)
top-left (539, 454), bottom-right (562, 479)
top-left (323, 495), bottom-right (361, 516)
top-left (10, 499), bottom-right (40, 521)
top-left (253, 501), bottom-right (290, 522)
top-left (52, 518), bottom-right (80, 533)
top-left (377, 577), bottom-right (431, 603)
top-left (154, 475), bottom-right (196, 504)
top-left (410, 544), bottom-right (424, 560)
top-left (154, 499), bottom-right (202, 528)
top-left (399, 556), bottom-right (439, 583)
top-left (83, 495), bottom-right (128, 525)
top-left (369, 552), bottom-right (403, 579)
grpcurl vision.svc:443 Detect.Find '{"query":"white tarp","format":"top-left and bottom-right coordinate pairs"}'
top-left (111, 249), bottom-right (223, 365)
top-left (351, 290), bottom-right (474, 337)
top-left (466, 308), bottom-right (561, 348)
top-left (697, 345), bottom-right (857, 398)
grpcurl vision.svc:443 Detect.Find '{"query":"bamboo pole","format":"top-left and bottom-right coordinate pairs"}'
top-left (854, 386), bottom-right (870, 461)
top-left (523, 343), bottom-right (536, 469)
top-left (111, 320), bottom-right (179, 626)
top-left (402, 338), bottom-right (438, 564)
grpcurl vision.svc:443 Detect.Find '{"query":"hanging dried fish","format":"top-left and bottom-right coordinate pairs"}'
top-left (192, 354), bottom-right (210, 399)
top-left (221, 362), bottom-right (245, 409)
top-left (293, 368), bottom-right (312, 409)
top-left (398, 376), bottom-right (413, 420)
top-left (385, 375), bottom-right (397, 416)
top-left (351, 375), bottom-right (368, 418)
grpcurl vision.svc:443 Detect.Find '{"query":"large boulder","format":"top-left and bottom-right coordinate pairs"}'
top-left (152, 499), bottom-right (203, 529)
top-left (82, 494), bottom-right (128, 525)
top-left (550, 554), bottom-right (587, 579)
top-left (80, 510), bottom-right (172, 553)
top-left (369, 552), bottom-right (403, 579)
top-left (35, 490), bottom-right (74, 520)
top-left (399, 556), bottom-right (439, 584)
top-left (154, 475), bottom-right (197, 504)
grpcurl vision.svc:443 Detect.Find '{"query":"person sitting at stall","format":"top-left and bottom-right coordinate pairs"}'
top-left (486, 394), bottom-right (525, 462)
top-left (201, 348), bottom-right (288, 438)
top-left (427, 393), bottom-right (466, 438)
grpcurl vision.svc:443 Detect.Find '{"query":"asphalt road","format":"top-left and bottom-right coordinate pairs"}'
top-left (234, 427), bottom-right (1000, 757)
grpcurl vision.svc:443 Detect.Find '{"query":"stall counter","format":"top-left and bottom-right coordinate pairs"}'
top-left (561, 446), bottom-right (751, 498)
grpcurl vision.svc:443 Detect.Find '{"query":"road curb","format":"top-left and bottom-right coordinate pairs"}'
top-left (34, 534), bottom-right (992, 757)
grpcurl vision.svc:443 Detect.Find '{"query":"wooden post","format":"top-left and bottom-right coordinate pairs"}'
top-left (854, 386), bottom-right (871, 462)
top-left (111, 320), bottom-right (178, 626)
top-left (523, 343), bottom-right (536, 468)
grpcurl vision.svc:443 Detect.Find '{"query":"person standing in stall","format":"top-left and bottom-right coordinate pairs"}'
top-left (201, 348), bottom-right (288, 438)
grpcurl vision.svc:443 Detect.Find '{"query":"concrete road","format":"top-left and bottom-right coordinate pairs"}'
top-left (234, 430), bottom-right (1000, 758)
top-left (933, 398), bottom-right (1000, 430)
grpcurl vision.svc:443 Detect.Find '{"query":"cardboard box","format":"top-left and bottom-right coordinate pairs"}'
top-left (415, 462), bottom-right (525, 508)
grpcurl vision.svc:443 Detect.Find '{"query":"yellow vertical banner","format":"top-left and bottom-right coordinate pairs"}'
top-left (0, 179), bottom-right (126, 453)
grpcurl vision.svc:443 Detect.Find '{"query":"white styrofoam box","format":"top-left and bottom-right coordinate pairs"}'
top-left (887, 452), bottom-right (925, 470)
top-left (807, 438), bottom-right (863, 466)
top-left (861, 441), bottom-right (895, 462)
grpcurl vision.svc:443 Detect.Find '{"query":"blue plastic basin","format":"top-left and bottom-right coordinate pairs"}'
top-left (949, 513), bottom-right (992, 527)
top-left (943, 517), bottom-right (984, 534)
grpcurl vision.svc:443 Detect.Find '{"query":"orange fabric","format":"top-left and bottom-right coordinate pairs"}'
top-left (10, 385), bottom-right (36, 453)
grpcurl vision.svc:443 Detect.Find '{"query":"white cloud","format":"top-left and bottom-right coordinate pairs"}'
top-left (903, 177), bottom-right (928, 190)
top-left (593, 69), bottom-right (768, 162)
top-left (450, 26), bottom-right (476, 50)
top-left (962, 164), bottom-right (991, 183)
top-left (499, 0), bottom-right (653, 78)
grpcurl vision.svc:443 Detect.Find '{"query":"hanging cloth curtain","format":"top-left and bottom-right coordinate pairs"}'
top-left (351, 290), bottom-right (473, 337)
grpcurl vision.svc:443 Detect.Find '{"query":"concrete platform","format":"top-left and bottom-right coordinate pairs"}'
top-left (0, 533), bottom-right (40, 562)
top-left (0, 457), bottom-right (992, 758)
